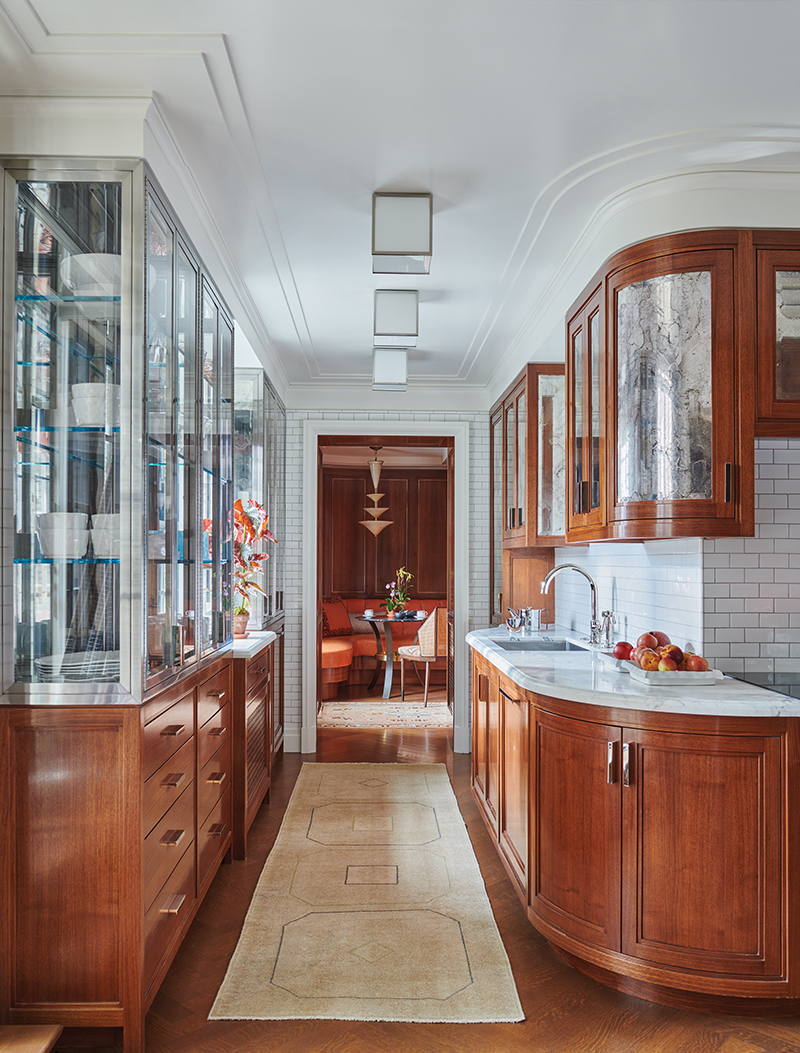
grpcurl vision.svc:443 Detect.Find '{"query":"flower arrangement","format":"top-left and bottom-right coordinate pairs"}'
top-left (381, 566), bottom-right (413, 614)
top-left (232, 498), bottom-right (277, 616)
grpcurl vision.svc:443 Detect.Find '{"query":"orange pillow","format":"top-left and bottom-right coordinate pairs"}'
top-left (322, 597), bottom-right (353, 638)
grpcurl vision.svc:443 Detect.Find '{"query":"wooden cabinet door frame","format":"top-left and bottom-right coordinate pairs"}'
top-left (621, 727), bottom-right (785, 978)
top-left (607, 247), bottom-right (738, 536)
top-left (498, 679), bottom-right (529, 895)
top-left (755, 238), bottom-right (800, 436)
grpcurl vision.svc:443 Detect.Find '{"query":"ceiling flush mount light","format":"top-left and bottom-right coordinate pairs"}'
top-left (360, 446), bottom-right (392, 536)
top-left (372, 348), bottom-right (407, 392)
top-left (372, 192), bottom-right (432, 274)
top-left (374, 289), bottom-right (418, 347)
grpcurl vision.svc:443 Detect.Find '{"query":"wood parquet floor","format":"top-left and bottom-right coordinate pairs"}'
top-left (143, 729), bottom-right (800, 1053)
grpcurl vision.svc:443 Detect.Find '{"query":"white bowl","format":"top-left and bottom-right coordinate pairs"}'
top-left (91, 530), bottom-right (120, 558)
top-left (37, 530), bottom-right (89, 559)
top-left (60, 253), bottom-right (122, 293)
top-left (91, 513), bottom-right (120, 532)
top-left (38, 512), bottom-right (88, 530)
top-left (72, 394), bottom-right (120, 426)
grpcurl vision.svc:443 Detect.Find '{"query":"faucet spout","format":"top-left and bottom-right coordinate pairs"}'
top-left (541, 563), bottom-right (602, 644)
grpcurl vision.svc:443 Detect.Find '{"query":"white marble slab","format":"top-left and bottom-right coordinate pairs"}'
top-left (466, 627), bottom-right (800, 718)
top-left (231, 630), bottom-right (277, 659)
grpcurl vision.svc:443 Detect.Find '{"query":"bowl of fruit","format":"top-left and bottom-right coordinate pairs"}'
top-left (609, 632), bottom-right (721, 685)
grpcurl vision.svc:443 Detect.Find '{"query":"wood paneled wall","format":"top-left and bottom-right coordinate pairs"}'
top-left (322, 467), bottom-right (448, 599)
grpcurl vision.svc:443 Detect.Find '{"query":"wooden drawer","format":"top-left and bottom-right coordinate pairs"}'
top-left (246, 648), bottom-right (271, 700)
top-left (143, 692), bottom-right (195, 782)
top-left (143, 837), bottom-right (196, 987)
top-left (199, 784), bottom-right (231, 888)
top-left (143, 785), bottom-right (196, 913)
top-left (198, 736), bottom-right (231, 827)
top-left (198, 700), bottom-right (230, 769)
top-left (143, 735), bottom-right (196, 838)
top-left (197, 665), bottom-right (230, 729)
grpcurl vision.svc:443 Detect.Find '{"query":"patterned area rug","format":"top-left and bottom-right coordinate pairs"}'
top-left (209, 763), bottom-right (523, 1023)
top-left (318, 699), bottom-right (451, 728)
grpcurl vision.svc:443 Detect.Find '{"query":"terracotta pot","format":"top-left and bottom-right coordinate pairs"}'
top-left (233, 611), bottom-right (249, 637)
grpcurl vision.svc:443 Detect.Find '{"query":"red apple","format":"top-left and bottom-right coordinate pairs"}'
top-left (637, 632), bottom-right (658, 651)
top-left (649, 630), bottom-right (671, 647)
top-left (686, 654), bottom-right (709, 672)
top-left (613, 641), bottom-right (633, 661)
top-left (658, 656), bottom-right (678, 671)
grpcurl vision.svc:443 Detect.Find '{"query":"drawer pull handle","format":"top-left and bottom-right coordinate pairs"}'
top-left (209, 691), bottom-right (226, 699)
top-left (161, 724), bottom-right (185, 737)
top-left (255, 667), bottom-right (266, 674)
top-left (159, 828), bottom-right (186, 847)
top-left (159, 894), bottom-right (186, 915)
top-left (607, 741), bottom-right (615, 784)
top-left (209, 726), bottom-right (226, 737)
top-left (162, 772), bottom-right (186, 788)
top-left (622, 743), bottom-right (631, 787)
top-left (207, 771), bottom-right (227, 785)
top-left (209, 822), bottom-right (227, 837)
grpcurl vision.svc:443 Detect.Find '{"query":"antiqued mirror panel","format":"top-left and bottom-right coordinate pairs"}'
top-left (616, 271), bottom-right (713, 504)
top-left (537, 374), bottom-right (566, 536)
top-left (775, 270), bottom-right (800, 401)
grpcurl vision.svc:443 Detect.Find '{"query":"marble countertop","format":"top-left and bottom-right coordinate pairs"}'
top-left (231, 630), bottom-right (277, 659)
top-left (466, 627), bottom-right (800, 718)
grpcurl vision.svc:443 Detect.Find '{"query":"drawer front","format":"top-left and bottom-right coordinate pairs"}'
top-left (199, 785), bottom-right (231, 888)
top-left (198, 736), bottom-right (231, 827)
top-left (143, 735), bottom-right (196, 838)
top-left (143, 692), bottom-right (195, 782)
top-left (143, 785), bottom-right (196, 913)
top-left (143, 839), bottom-right (196, 987)
top-left (246, 649), bottom-right (271, 700)
top-left (197, 665), bottom-right (230, 729)
top-left (198, 700), bottom-right (231, 769)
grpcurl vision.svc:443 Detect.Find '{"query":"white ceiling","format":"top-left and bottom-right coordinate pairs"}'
top-left (2, 0), bottom-right (800, 407)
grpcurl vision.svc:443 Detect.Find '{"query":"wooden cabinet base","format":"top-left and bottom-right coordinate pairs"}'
top-left (551, 944), bottom-right (800, 1017)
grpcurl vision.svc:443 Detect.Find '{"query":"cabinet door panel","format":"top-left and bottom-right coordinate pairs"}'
top-left (622, 729), bottom-right (784, 977)
top-left (471, 654), bottom-right (499, 833)
top-left (756, 246), bottom-right (800, 434)
top-left (531, 709), bottom-right (621, 950)
top-left (499, 682), bottom-right (528, 894)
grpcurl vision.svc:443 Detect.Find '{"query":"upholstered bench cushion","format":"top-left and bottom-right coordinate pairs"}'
top-left (320, 638), bottom-right (354, 668)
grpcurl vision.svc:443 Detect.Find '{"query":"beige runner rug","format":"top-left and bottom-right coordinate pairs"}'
top-left (210, 762), bottom-right (523, 1023)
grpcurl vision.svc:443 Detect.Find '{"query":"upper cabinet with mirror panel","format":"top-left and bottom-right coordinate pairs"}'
top-left (3, 159), bottom-right (234, 699)
top-left (565, 230), bottom-right (755, 543)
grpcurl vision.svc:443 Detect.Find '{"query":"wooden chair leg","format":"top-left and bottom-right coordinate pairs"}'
top-left (423, 662), bottom-right (430, 707)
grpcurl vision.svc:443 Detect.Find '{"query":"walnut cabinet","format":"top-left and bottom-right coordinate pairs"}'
top-left (0, 656), bottom-right (234, 1053)
top-left (231, 636), bottom-right (273, 860)
top-left (471, 649), bottom-right (800, 1013)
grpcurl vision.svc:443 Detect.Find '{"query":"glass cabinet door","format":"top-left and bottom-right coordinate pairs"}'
top-left (199, 280), bottom-right (233, 654)
top-left (13, 178), bottom-right (123, 685)
top-left (489, 406), bottom-right (504, 624)
top-left (566, 283), bottom-right (605, 537)
top-left (536, 371), bottom-right (566, 539)
top-left (233, 369), bottom-right (265, 627)
top-left (755, 245), bottom-right (800, 436)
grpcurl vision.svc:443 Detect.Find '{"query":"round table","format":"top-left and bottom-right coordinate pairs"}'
top-left (357, 613), bottom-right (428, 699)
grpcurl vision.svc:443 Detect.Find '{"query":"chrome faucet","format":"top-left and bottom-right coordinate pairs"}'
top-left (541, 563), bottom-right (603, 645)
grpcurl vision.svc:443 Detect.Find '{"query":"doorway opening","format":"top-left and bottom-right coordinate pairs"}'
top-left (316, 434), bottom-right (455, 733)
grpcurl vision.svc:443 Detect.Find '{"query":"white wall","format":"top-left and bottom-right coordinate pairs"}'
top-left (550, 439), bottom-right (800, 693)
top-left (282, 407), bottom-right (490, 752)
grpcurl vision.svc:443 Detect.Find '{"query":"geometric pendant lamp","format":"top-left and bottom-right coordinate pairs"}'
top-left (372, 192), bottom-right (432, 274)
top-left (360, 446), bottom-right (392, 536)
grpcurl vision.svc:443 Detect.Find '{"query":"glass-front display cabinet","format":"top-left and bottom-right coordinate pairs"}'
top-left (755, 234), bottom-right (800, 437)
top-left (3, 158), bottom-right (233, 698)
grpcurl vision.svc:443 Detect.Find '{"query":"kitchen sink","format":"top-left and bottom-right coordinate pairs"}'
top-left (493, 637), bottom-right (590, 652)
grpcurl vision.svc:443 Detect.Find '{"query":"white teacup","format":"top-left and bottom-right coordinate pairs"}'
top-left (364, 608), bottom-right (374, 617)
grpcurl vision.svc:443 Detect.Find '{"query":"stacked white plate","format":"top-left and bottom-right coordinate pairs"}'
top-left (59, 253), bottom-right (122, 321)
top-left (35, 650), bottom-right (120, 682)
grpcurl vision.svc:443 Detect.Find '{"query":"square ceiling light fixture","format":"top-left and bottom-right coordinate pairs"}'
top-left (373, 347), bottom-right (407, 391)
top-left (374, 289), bottom-right (418, 347)
top-left (372, 192), bottom-right (432, 274)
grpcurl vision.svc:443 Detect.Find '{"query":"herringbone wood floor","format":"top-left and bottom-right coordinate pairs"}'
top-left (142, 729), bottom-right (800, 1053)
